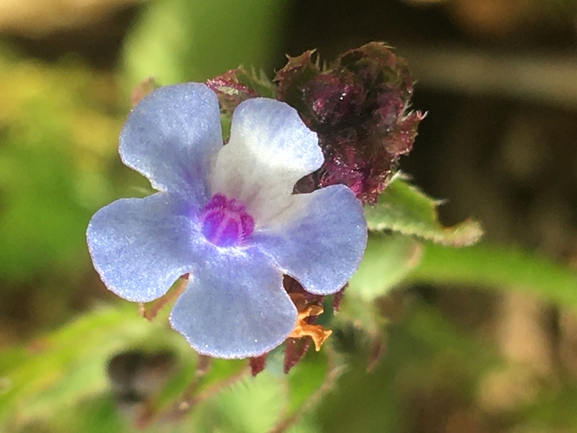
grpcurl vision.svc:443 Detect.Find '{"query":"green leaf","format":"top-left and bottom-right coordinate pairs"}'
top-left (336, 295), bottom-right (381, 338)
top-left (190, 371), bottom-right (286, 433)
top-left (364, 175), bottom-right (483, 246)
top-left (51, 396), bottom-right (126, 433)
top-left (266, 349), bottom-right (343, 433)
top-left (348, 232), bottom-right (423, 302)
top-left (195, 358), bottom-right (247, 395)
top-left (285, 350), bottom-right (330, 414)
top-left (0, 304), bottom-right (191, 430)
top-left (336, 232), bottom-right (423, 369)
top-left (318, 303), bottom-right (499, 433)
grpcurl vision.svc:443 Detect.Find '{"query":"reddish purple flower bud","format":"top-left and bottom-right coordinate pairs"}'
top-left (301, 73), bottom-right (365, 126)
top-left (275, 42), bottom-right (425, 203)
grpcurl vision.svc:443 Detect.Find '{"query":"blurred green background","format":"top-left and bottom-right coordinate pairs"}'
top-left (3, 0), bottom-right (577, 432)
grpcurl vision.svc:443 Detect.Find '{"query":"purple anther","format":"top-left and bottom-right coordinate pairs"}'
top-left (199, 193), bottom-right (255, 247)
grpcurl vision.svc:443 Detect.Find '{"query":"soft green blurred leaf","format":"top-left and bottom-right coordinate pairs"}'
top-left (52, 396), bottom-right (125, 433)
top-left (122, 0), bottom-right (287, 91)
top-left (285, 349), bottom-right (331, 415)
top-left (409, 242), bottom-right (577, 310)
top-left (196, 358), bottom-right (247, 395)
top-left (364, 175), bottom-right (483, 246)
top-left (318, 303), bottom-right (499, 433)
top-left (338, 232), bottom-right (422, 367)
top-left (198, 371), bottom-right (286, 433)
top-left (0, 304), bottom-right (190, 430)
top-left (336, 293), bottom-right (381, 338)
top-left (0, 301), bottom-right (336, 433)
top-left (348, 232), bottom-right (423, 302)
top-left (0, 51), bottom-right (121, 283)
top-left (263, 347), bottom-right (342, 433)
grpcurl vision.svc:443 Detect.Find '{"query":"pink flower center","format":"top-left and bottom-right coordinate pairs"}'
top-left (199, 193), bottom-right (255, 247)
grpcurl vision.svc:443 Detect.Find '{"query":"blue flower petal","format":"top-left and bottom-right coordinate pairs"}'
top-left (169, 248), bottom-right (297, 359)
top-left (253, 185), bottom-right (367, 295)
top-left (210, 98), bottom-right (322, 227)
top-left (87, 193), bottom-right (198, 302)
top-left (120, 83), bottom-right (222, 202)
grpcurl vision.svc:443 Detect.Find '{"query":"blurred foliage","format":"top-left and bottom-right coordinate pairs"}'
top-left (410, 241), bottom-right (577, 309)
top-left (0, 302), bottom-right (334, 433)
top-left (121, 0), bottom-right (287, 92)
top-left (0, 46), bottom-right (121, 284)
top-left (348, 232), bottom-right (422, 302)
top-left (3, 0), bottom-right (577, 432)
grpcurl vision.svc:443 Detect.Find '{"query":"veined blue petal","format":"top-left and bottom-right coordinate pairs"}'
top-left (169, 248), bottom-right (297, 359)
top-left (209, 98), bottom-right (322, 227)
top-left (120, 83), bottom-right (222, 203)
top-left (87, 193), bottom-right (199, 302)
top-left (253, 185), bottom-right (367, 295)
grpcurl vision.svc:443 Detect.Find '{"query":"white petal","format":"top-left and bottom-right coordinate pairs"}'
top-left (209, 98), bottom-right (322, 226)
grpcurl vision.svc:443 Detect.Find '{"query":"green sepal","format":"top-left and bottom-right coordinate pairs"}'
top-left (364, 174), bottom-right (483, 246)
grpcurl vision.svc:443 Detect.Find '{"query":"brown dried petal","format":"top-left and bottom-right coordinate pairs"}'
top-left (249, 354), bottom-right (267, 376)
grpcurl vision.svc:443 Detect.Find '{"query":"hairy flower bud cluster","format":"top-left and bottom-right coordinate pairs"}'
top-left (275, 42), bottom-right (424, 203)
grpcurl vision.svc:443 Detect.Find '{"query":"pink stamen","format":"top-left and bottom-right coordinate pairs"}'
top-left (199, 193), bottom-right (255, 247)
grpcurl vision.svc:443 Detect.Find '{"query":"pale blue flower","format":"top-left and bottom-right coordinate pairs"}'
top-left (87, 83), bottom-right (367, 359)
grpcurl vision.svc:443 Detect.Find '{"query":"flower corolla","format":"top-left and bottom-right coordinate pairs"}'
top-left (87, 83), bottom-right (367, 359)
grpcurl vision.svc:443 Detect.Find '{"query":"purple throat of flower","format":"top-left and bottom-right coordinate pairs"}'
top-left (199, 193), bottom-right (255, 247)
